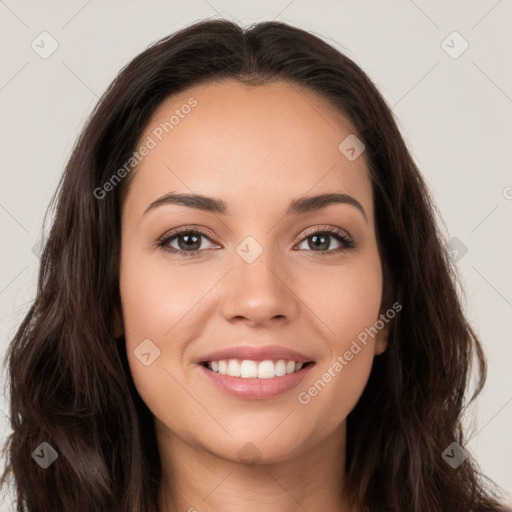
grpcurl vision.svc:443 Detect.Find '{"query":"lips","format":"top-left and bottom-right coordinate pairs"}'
top-left (198, 360), bottom-right (315, 399)
top-left (196, 344), bottom-right (316, 399)
top-left (197, 345), bottom-right (314, 364)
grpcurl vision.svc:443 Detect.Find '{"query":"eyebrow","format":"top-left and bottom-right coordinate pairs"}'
top-left (143, 191), bottom-right (367, 222)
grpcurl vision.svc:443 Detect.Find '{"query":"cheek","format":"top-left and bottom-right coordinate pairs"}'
top-left (119, 251), bottom-right (210, 343)
top-left (118, 248), bottom-right (231, 409)
top-left (302, 256), bottom-right (383, 345)
top-left (294, 255), bottom-right (383, 422)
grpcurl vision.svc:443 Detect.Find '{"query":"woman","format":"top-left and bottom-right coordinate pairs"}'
top-left (1, 18), bottom-right (508, 512)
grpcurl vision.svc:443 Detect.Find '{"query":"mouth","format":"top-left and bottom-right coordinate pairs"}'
top-left (200, 359), bottom-right (315, 379)
top-left (198, 358), bottom-right (316, 400)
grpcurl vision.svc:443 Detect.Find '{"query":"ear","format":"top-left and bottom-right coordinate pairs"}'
top-left (373, 308), bottom-right (391, 356)
top-left (374, 321), bottom-right (389, 356)
top-left (374, 276), bottom-right (395, 356)
top-left (113, 304), bottom-right (124, 338)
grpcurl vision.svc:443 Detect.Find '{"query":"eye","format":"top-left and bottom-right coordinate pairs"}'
top-left (157, 228), bottom-right (217, 256)
top-left (294, 226), bottom-right (355, 257)
top-left (156, 225), bottom-right (355, 257)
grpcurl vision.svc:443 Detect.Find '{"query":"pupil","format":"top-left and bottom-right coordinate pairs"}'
top-left (180, 234), bottom-right (200, 251)
top-left (310, 234), bottom-right (329, 251)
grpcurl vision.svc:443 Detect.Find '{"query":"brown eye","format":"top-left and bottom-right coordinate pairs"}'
top-left (157, 226), bottom-right (355, 258)
top-left (157, 229), bottom-right (217, 256)
top-left (296, 227), bottom-right (355, 257)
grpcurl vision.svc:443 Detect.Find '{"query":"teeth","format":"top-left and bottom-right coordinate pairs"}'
top-left (227, 359), bottom-right (241, 377)
top-left (257, 360), bottom-right (275, 379)
top-left (240, 360), bottom-right (258, 378)
top-left (275, 360), bottom-right (286, 376)
top-left (207, 359), bottom-right (308, 378)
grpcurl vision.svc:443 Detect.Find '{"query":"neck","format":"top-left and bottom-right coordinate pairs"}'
top-left (156, 420), bottom-right (354, 512)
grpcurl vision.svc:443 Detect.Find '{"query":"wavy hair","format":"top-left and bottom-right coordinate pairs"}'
top-left (1, 18), bottom-right (508, 512)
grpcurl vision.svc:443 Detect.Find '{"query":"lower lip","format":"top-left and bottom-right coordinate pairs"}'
top-left (198, 363), bottom-right (315, 400)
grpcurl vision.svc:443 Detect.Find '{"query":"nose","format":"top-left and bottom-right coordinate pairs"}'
top-left (219, 244), bottom-right (300, 327)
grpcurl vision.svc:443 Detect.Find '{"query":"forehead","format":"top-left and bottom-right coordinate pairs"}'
top-left (123, 79), bottom-right (372, 220)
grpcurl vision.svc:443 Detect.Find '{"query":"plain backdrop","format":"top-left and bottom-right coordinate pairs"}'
top-left (0, 0), bottom-right (511, 509)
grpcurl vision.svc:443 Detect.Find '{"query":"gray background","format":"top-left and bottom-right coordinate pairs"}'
top-left (0, 0), bottom-right (511, 508)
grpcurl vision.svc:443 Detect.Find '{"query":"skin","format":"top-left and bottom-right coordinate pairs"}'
top-left (115, 79), bottom-right (389, 512)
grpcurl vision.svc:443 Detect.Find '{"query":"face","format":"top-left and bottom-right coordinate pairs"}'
top-left (117, 79), bottom-right (389, 464)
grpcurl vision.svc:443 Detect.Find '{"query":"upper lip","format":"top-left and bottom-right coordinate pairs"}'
top-left (198, 345), bottom-right (314, 364)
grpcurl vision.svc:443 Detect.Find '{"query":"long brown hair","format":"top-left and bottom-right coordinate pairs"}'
top-left (1, 19), bottom-right (508, 512)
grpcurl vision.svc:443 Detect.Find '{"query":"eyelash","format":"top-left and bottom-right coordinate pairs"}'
top-left (156, 225), bottom-right (356, 259)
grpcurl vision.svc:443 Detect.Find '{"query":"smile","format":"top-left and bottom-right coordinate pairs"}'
top-left (203, 359), bottom-right (312, 379)
top-left (199, 360), bottom-right (315, 400)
